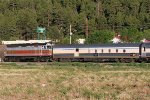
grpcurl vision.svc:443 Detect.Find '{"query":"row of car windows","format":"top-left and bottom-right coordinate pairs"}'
top-left (97, 49), bottom-right (127, 53)
top-left (76, 48), bottom-right (127, 53)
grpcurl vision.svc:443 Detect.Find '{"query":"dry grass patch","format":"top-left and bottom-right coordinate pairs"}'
top-left (0, 62), bottom-right (149, 100)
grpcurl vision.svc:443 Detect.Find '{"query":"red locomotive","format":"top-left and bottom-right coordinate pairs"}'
top-left (2, 40), bottom-right (53, 62)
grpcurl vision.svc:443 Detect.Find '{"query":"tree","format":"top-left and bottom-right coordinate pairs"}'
top-left (0, 0), bottom-right (149, 43)
top-left (86, 30), bottom-right (114, 44)
top-left (0, 12), bottom-right (19, 41)
top-left (47, 26), bottom-right (63, 42)
top-left (120, 28), bottom-right (143, 42)
top-left (17, 8), bottom-right (38, 40)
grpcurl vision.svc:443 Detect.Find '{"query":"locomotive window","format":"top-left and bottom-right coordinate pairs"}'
top-left (123, 49), bottom-right (126, 53)
top-left (76, 48), bottom-right (79, 52)
top-left (47, 46), bottom-right (51, 49)
top-left (116, 49), bottom-right (118, 53)
top-left (109, 49), bottom-right (111, 53)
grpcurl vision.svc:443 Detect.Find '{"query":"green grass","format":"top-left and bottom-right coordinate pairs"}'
top-left (0, 62), bottom-right (149, 99)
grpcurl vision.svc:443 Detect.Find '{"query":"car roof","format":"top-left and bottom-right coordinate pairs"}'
top-left (54, 43), bottom-right (141, 48)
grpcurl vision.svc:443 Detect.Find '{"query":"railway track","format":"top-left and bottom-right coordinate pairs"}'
top-left (0, 62), bottom-right (134, 65)
top-left (0, 62), bottom-right (50, 65)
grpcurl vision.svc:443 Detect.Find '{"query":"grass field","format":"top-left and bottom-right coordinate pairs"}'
top-left (0, 62), bottom-right (150, 100)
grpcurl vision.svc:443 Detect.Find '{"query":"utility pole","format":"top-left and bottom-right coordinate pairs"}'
top-left (85, 17), bottom-right (89, 38)
top-left (70, 25), bottom-right (73, 44)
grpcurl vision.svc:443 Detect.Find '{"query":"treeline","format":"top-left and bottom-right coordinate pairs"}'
top-left (0, 0), bottom-right (150, 43)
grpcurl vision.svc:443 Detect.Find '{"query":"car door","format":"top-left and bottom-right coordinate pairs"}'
top-left (141, 46), bottom-right (146, 57)
top-left (74, 48), bottom-right (79, 57)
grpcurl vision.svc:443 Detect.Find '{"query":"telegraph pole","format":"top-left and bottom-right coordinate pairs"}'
top-left (85, 17), bottom-right (89, 38)
top-left (70, 25), bottom-right (73, 44)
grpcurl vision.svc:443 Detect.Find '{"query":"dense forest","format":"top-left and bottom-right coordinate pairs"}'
top-left (0, 0), bottom-right (150, 43)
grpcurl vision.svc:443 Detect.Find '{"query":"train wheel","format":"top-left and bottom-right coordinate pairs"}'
top-left (115, 58), bottom-right (120, 63)
top-left (119, 58), bottom-right (125, 63)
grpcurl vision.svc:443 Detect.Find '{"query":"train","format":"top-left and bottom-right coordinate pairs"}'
top-left (1, 40), bottom-right (52, 62)
top-left (0, 40), bottom-right (150, 62)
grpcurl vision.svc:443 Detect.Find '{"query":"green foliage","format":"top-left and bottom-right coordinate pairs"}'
top-left (17, 8), bottom-right (38, 40)
top-left (0, 0), bottom-right (149, 43)
top-left (143, 29), bottom-right (150, 39)
top-left (47, 26), bottom-right (63, 41)
top-left (60, 34), bottom-right (82, 44)
top-left (121, 28), bottom-right (144, 42)
top-left (86, 30), bottom-right (114, 44)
